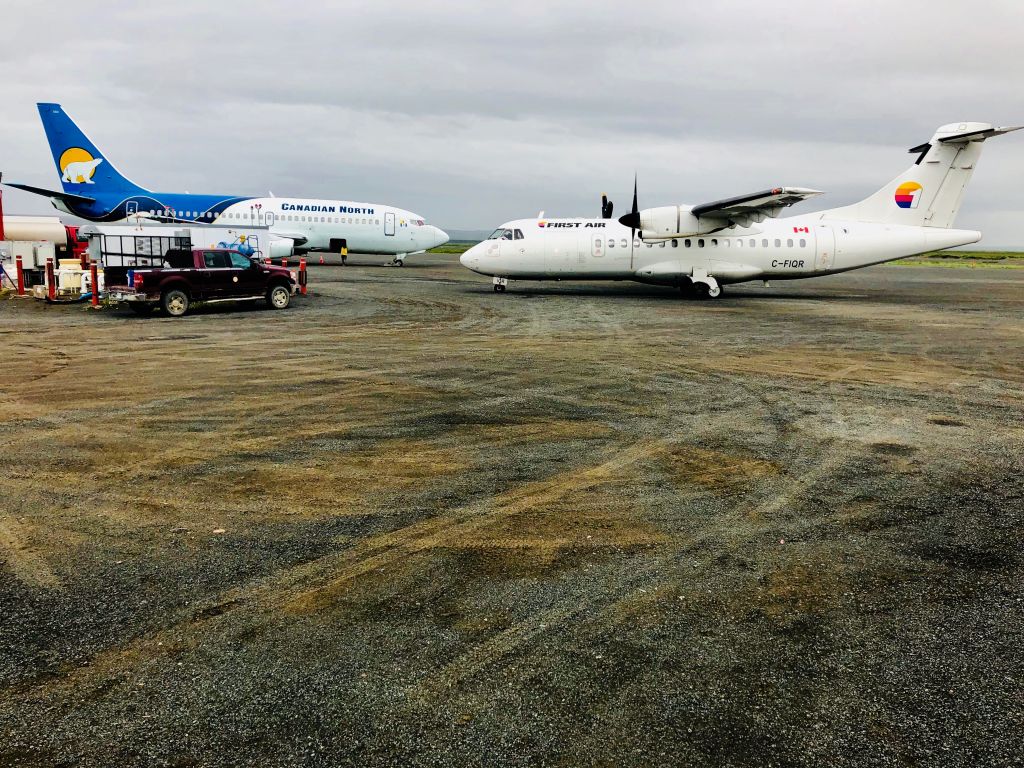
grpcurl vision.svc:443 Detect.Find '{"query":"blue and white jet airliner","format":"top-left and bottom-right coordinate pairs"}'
top-left (4, 103), bottom-right (448, 264)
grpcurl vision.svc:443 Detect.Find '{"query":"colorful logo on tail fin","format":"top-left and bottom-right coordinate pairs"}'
top-left (894, 181), bottom-right (923, 209)
top-left (59, 147), bottom-right (103, 184)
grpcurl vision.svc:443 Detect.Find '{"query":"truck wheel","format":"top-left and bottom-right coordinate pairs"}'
top-left (129, 303), bottom-right (155, 316)
top-left (267, 284), bottom-right (291, 310)
top-left (162, 289), bottom-right (190, 317)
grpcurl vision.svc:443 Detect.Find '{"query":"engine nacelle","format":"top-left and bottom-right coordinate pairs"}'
top-left (267, 236), bottom-right (295, 260)
top-left (637, 205), bottom-right (721, 240)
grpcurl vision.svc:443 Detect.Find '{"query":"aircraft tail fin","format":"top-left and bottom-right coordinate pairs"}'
top-left (37, 103), bottom-right (148, 195)
top-left (821, 122), bottom-right (1021, 228)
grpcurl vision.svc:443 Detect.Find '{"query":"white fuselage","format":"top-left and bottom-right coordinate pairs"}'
top-left (220, 198), bottom-right (448, 256)
top-left (123, 197), bottom-right (449, 256)
top-left (460, 216), bottom-right (980, 286)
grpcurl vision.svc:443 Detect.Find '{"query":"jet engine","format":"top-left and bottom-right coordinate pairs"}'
top-left (267, 236), bottom-right (296, 260)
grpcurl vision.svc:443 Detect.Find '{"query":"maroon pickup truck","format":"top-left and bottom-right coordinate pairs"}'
top-left (108, 248), bottom-right (296, 317)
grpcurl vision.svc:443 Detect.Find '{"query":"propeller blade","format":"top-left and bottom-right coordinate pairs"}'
top-left (617, 174), bottom-right (640, 230)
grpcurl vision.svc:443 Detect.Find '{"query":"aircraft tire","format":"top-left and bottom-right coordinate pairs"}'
top-left (494, 284), bottom-right (506, 293)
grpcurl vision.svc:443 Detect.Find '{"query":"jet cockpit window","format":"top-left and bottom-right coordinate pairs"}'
top-left (514, 229), bottom-right (524, 240)
top-left (488, 228), bottom-right (514, 240)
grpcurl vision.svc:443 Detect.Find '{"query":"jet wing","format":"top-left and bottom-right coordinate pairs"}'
top-left (3, 182), bottom-right (96, 205)
top-left (691, 187), bottom-right (823, 226)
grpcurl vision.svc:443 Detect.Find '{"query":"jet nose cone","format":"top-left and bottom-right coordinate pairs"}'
top-left (433, 226), bottom-right (449, 248)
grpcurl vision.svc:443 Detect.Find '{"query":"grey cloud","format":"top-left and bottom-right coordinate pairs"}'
top-left (2, 0), bottom-right (1022, 243)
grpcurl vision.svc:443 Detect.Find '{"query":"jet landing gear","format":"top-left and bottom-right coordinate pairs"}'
top-left (390, 253), bottom-right (407, 267)
top-left (493, 277), bottom-right (509, 293)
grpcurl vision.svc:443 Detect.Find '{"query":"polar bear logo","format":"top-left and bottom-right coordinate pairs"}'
top-left (62, 157), bottom-right (104, 184)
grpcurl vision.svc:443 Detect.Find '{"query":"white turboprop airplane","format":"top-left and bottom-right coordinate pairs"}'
top-left (460, 122), bottom-right (1020, 295)
top-left (4, 103), bottom-right (449, 264)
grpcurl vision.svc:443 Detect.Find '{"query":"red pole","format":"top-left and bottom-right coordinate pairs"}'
top-left (90, 260), bottom-right (99, 307)
top-left (0, 185), bottom-right (6, 241)
top-left (282, 257), bottom-right (288, 269)
top-left (299, 257), bottom-right (307, 296)
top-left (46, 258), bottom-right (55, 300)
top-left (15, 255), bottom-right (24, 296)
top-left (78, 229), bottom-right (88, 270)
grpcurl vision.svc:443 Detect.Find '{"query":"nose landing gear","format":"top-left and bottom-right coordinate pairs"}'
top-left (492, 277), bottom-right (509, 293)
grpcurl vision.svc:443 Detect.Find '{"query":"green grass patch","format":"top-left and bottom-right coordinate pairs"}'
top-left (429, 241), bottom-right (478, 255)
top-left (890, 250), bottom-right (1024, 268)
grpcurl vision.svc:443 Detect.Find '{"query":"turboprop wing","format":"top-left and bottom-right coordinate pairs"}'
top-left (619, 185), bottom-right (823, 238)
top-left (690, 187), bottom-right (823, 226)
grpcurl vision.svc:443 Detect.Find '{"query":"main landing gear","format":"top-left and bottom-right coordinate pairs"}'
top-left (680, 276), bottom-right (722, 299)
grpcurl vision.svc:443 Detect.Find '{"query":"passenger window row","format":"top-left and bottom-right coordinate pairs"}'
top-left (593, 237), bottom-right (808, 249)
top-left (141, 209), bottom-right (381, 227)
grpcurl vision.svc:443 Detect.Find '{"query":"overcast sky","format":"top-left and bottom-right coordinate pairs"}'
top-left (3, 1), bottom-right (1023, 244)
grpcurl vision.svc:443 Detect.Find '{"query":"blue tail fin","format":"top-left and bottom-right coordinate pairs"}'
top-left (37, 103), bottom-right (148, 195)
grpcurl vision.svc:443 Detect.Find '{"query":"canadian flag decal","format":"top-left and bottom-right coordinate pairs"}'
top-left (793, 226), bottom-right (809, 233)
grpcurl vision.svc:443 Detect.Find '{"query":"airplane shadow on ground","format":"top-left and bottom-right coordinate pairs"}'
top-left (463, 284), bottom-right (871, 302)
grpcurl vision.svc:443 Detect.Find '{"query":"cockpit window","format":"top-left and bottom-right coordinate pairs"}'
top-left (514, 229), bottom-right (524, 240)
top-left (488, 228), bottom-right (514, 240)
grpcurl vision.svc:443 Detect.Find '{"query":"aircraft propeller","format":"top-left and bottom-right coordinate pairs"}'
top-left (617, 175), bottom-right (640, 265)
top-left (617, 176), bottom-right (640, 232)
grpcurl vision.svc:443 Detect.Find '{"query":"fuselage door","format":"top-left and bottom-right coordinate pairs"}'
top-left (125, 201), bottom-right (138, 219)
top-left (815, 225), bottom-right (836, 271)
top-left (385, 212), bottom-right (396, 236)
top-left (265, 212), bottom-right (275, 226)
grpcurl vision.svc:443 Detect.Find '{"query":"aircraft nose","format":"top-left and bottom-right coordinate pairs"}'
top-left (432, 226), bottom-right (449, 248)
top-left (460, 245), bottom-right (479, 271)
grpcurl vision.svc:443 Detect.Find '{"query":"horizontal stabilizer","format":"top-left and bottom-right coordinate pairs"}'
top-left (3, 181), bottom-right (96, 205)
top-left (938, 125), bottom-right (1023, 144)
top-left (691, 187), bottom-right (823, 220)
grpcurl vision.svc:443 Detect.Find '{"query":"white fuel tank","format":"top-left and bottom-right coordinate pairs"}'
top-left (2, 216), bottom-right (69, 244)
